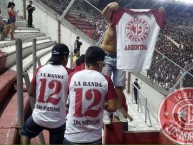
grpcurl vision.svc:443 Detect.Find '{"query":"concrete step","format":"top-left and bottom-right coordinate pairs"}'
top-left (0, 43), bottom-right (54, 114)
top-left (0, 92), bottom-right (30, 144)
top-left (0, 49), bottom-right (53, 143)
top-left (0, 69), bottom-right (16, 105)
top-left (16, 27), bottom-right (40, 31)
top-left (0, 36), bottom-right (51, 48)
top-left (14, 32), bottom-right (46, 41)
top-left (0, 39), bottom-right (56, 69)
top-left (15, 21), bottom-right (28, 27)
top-left (25, 50), bottom-right (54, 80)
top-left (124, 90), bottom-right (160, 132)
top-left (15, 29), bottom-right (40, 33)
top-left (16, 15), bottom-right (24, 20)
top-left (11, 45), bottom-right (53, 72)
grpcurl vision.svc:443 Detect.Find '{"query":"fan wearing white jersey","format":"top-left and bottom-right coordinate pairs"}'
top-left (64, 46), bottom-right (117, 144)
top-left (21, 44), bottom-right (71, 144)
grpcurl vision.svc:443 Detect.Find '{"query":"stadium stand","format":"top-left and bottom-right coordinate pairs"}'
top-left (1, 0), bottom-right (193, 144)
top-left (40, 0), bottom-right (193, 91)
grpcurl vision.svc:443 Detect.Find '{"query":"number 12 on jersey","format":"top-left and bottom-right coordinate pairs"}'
top-left (73, 88), bottom-right (102, 118)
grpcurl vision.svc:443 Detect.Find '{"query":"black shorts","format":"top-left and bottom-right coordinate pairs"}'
top-left (8, 17), bottom-right (15, 24)
top-left (21, 116), bottom-right (65, 144)
top-left (0, 25), bottom-right (4, 32)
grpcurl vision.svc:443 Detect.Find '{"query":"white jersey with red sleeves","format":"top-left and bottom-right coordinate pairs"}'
top-left (31, 64), bottom-right (69, 128)
top-left (111, 8), bottom-right (164, 71)
top-left (65, 69), bottom-right (116, 143)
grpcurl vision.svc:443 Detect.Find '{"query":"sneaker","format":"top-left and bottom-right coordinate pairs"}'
top-left (113, 109), bottom-right (127, 122)
top-left (103, 110), bottom-right (111, 124)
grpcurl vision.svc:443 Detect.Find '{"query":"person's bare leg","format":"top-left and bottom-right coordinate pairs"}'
top-left (21, 135), bottom-right (30, 144)
top-left (10, 23), bottom-right (15, 39)
top-left (3, 27), bottom-right (10, 39)
top-left (114, 87), bottom-right (127, 122)
top-left (120, 107), bottom-right (133, 122)
top-left (115, 87), bottom-right (124, 109)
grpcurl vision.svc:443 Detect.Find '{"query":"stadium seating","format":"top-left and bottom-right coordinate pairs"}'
top-left (1, 0), bottom-right (193, 144)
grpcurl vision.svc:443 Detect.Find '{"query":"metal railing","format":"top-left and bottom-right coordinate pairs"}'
top-left (16, 39), bottom-right (45, 144)
top-left (132, 83), bottom-right (152, 127)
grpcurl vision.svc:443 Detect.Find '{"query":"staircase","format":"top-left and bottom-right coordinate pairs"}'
top-left (0, 16), bottom-right (56, 144)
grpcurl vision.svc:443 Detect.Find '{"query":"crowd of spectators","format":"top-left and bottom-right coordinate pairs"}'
top-left (148, 13), bottom-right (193, 91)
top-left (68, 0), bottom-right (108, 41)
top-left (86, 16), bottom-right (108, 40)
top-left (40, 0), bottom-right (108, 41)
top-left (40, 0), bottom-right (70, 15)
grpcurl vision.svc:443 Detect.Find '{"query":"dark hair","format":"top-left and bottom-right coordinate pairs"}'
top-left (75, 54), bottom-right (85, 66)
top-left (85, 46), bottom-right (105, 67)
top-left (7, 2), bottom-right (12, 8)
top-left (29, 1), bottom-right (32, 3)
top-left (74, 48), bottom-right (80, 54)
top-left (49, 43), bottom-right (69, 65)
top-left (7, 2), bottom-right (15, 8)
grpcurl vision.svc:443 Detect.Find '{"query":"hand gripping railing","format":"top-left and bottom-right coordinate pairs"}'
top-left (132, 83), bottom-right (152, 127)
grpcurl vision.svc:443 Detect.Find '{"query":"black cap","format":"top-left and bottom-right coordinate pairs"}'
top-left (50, 43), bottom-right (69, 63)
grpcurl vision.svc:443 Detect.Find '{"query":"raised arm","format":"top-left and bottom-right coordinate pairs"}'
top-left (102, 2), bottom-right (119, 22)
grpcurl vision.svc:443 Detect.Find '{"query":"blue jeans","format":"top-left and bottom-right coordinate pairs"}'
top-left (63, 137), bottom-right (102, 144)
top-left (21, 116), bottom-right (65, 144)
top-left (102, 54), bottom-right (125, 87)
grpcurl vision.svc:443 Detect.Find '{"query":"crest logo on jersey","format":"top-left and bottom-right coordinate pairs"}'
top-left (125, 18), bottom-right (150, 42)
top-left (158, 88), bottom-right (193, 144)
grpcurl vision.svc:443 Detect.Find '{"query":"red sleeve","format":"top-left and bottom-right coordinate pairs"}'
top-left (67, 72), bottom-right (76, 94)
top-left (73, 63), bottom-right (85, 73)
top-left (73, 65), bottom-right (81, 73)
top-left (31, 66), bottom-right (43, 86)
top-left (81, 63), bottom-right (85, 70)
top-left (110, 8), bottom-right (165, 28)
top-left (151, 9), bottom-right (165, 29)
top-left (103, 75), bottom-right (117, 100)
top-left (65, 67), bottom-right (73, 75)
top-left (110, 9), bottom-right (126, 26)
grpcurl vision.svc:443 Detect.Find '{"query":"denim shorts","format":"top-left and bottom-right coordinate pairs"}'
top-left (102, 53), bottom-right (125, 87)
top-left (0, 25), bottom-right (4, 32)
top-left (8, 17), bottom-right (15, 24)
top-left (63, 137), bottom-right (102, 144)
top-left (21, 116), bottom-right (65, 144)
